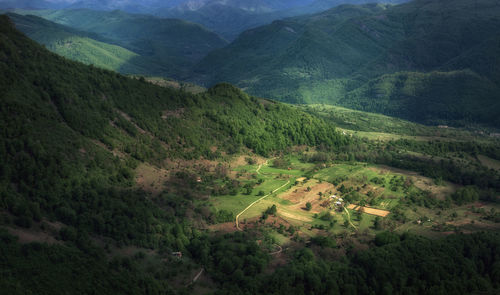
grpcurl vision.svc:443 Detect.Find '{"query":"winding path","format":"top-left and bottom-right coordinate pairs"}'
top-left (269, 244), bottom-right (283, 255)
top-left (343, 206), bottom-right (358, 230)
top-left (256, 159), bottom-right (269, 175)
top-left (235, 180), bottom-right (290, 230)
top-left (188, 268), bottom-right (204, 286)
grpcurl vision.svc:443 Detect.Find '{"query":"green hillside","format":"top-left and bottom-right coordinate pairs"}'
top-left (12, 8), bottom-right (228, 78)
top-left (7, 13), bottom-right (151, 73)
top-left (191, 0), bottom-right (500, 127)
top-left (0, 11), bottom-right (348, 241)
top-left (341, 70), bottom-right (500, 127)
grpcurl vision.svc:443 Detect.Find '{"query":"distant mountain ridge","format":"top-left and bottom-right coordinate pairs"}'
top-left (1, 0), bottom-right (409, 40)
top-left (157, 0), bottom-right (408, 40)
top-left (9, 8), bottom-right (228, 78)
top-left (190, 0), bottom-right (500, 127)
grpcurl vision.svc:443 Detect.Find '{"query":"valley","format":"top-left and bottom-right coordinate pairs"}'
top-left (0, 1), bottom-right (499, 294)
top-left (199, 133), bottom-right (499, 241)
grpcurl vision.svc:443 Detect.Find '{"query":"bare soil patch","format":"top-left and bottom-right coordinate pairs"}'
top-left (279, 210), bottom-right (312, 222)
top-left (135, 163), bottom-right (170, 195)
top-left (231, 155), bottom-right (248, 167)
top-left (207, 222), bottom-right (237, 233)
top-left (347, 204), bottom-right (390, 217)
top-left (43, 220), bottom-right (64, 231)
top-left (6, 227), bottom-right (60, 245)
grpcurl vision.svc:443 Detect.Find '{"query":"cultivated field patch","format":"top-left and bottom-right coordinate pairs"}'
top-left (347, 204), bottom-right (390, 217)
top-left (280, 180), bottom-right (335, 213)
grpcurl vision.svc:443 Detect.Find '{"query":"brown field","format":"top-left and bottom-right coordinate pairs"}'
top-left (230, 155), bottom-right (250, 167)
top-left (347, 204), bottom-right (390, 217)
top-left (278, 210), bottom-right (312, 222)
top-left (280, 180), bottom-right (335, 213)
top-left (135, 163), bottom-right (170, 195)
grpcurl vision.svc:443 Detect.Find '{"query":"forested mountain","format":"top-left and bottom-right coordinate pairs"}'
top-left (2, 1), bottom-right (409, 41)
top-left (7, 13), bottom-right (154, 74)
top-left (11, 8), bottom-right (228, 78)
top-left (1, 11), bottom-right (500, 294)
top-left (191, 0), bottom-right (500, 127)
top-left (157, 0), bottom-right (408, 40)
top-left (0, 12), bottom-right (347, 243)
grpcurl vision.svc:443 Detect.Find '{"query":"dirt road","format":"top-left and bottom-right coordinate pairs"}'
top-left (344, 206), bottom-right (357, 230)
top-left (256, 159), bottom-right (269, 175)
top-left (235, 180), bottom-right (290, 230)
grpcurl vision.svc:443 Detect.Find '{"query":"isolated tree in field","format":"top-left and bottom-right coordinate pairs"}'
top-left (305, 202), bottom-right (312, 211)
top-left (265, 204), bottom-right (277, 216)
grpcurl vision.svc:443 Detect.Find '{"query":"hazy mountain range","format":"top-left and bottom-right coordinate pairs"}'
top-left (1, 0), bottom-right (409, 39)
